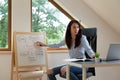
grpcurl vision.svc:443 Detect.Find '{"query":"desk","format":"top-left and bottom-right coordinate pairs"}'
top-left (66, 60), bottom-right (120, 80)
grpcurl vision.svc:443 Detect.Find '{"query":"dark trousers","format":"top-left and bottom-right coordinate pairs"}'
top-left (47, 65), bottom-right (85, 80)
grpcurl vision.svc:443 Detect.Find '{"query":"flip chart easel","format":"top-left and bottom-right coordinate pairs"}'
top-left (11, 32), bottom-right (48, 80)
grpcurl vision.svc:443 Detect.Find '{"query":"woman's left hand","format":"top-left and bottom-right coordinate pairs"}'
top-left (92, 55), bottom-right (95, 58)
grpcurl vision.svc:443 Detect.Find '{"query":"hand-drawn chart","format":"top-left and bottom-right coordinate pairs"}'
top-left (14, 32), bottom-right (47, 67)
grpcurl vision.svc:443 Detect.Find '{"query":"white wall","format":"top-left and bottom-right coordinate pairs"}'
top-left (0, 0), bottom-right (120, 80)
top-left (0, 52), bottom-right (12, 80)
top-left (12, 0), bottom-right (31, 32)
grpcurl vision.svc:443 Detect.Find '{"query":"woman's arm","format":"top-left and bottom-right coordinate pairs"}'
top-left (35, 40), bottom-right (65, 48)
top-left (81, 35), bottom-right (95, 58)
top-left (48, 40), bottom-right (65, 48)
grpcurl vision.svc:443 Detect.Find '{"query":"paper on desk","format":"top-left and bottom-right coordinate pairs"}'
top-left (64, 58), bottom-right (86, 62)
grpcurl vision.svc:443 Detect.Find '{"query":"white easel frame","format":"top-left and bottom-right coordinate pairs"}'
top-left (11, 32), bottom-right (48, 80)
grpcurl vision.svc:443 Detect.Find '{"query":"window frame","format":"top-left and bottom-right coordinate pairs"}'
top-left (0, 0), bottom-right (12, 51)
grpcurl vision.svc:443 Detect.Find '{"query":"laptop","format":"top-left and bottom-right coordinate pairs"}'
top-left (105, 44), bottom-right (120, 61)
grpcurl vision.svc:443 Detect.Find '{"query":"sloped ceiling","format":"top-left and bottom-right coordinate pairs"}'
top-left (83, 0), bottom-right (120, 34)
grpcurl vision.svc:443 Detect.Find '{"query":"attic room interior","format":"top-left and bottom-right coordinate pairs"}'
top-left (0, 0), bottom-right (120, 80)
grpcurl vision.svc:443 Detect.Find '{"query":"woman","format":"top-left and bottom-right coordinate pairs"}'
top-left (35, 20), bottom-right (95, 80)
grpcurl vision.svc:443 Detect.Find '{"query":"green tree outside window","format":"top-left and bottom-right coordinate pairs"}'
top-left (32, 0), bottom-right (70, 45)
top-left (0, 0), bottom-right (8, 48)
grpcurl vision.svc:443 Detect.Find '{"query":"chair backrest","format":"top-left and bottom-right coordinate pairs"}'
top-left (82, 28), bottom-right (97, 76)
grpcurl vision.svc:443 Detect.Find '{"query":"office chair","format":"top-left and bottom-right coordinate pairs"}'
top-left (77, 28), bottom-right (97, 80)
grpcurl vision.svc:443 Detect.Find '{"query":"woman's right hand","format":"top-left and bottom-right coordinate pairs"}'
top-left (34, 41), bottom-right (47, 46)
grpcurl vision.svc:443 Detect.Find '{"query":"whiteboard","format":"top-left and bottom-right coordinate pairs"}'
top-left (14, 32), bottom-right (47, 67)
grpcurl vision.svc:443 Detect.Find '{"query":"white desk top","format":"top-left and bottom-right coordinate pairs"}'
top-left (67, 60), bottom-right (120, 68)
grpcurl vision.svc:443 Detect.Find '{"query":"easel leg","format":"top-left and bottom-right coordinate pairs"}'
top-left (11, 67), bottom-right (13, 80)
top-left (11, 52), bottom-right (14, 80)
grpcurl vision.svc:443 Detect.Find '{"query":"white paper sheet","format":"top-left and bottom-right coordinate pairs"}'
top-left (63, 58), bottom-right (86, 62)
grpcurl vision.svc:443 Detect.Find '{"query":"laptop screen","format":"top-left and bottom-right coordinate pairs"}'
top-left (106, 44), bottom-right (120, 61)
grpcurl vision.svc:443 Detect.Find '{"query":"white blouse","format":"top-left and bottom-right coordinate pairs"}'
top-left (48, 35), bottom-right (95, 59)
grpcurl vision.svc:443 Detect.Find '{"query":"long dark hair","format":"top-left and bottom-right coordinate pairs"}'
top-left (65, 20), bottom-right (82, 49)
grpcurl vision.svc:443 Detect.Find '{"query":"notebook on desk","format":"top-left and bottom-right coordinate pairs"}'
top-left (64, 58), bottom-right (94, 62)
top-left (103, 44), bottom-right (120, 61)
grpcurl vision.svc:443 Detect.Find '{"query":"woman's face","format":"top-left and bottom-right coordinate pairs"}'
top-left (70, 23), bottom-right (80, 36)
